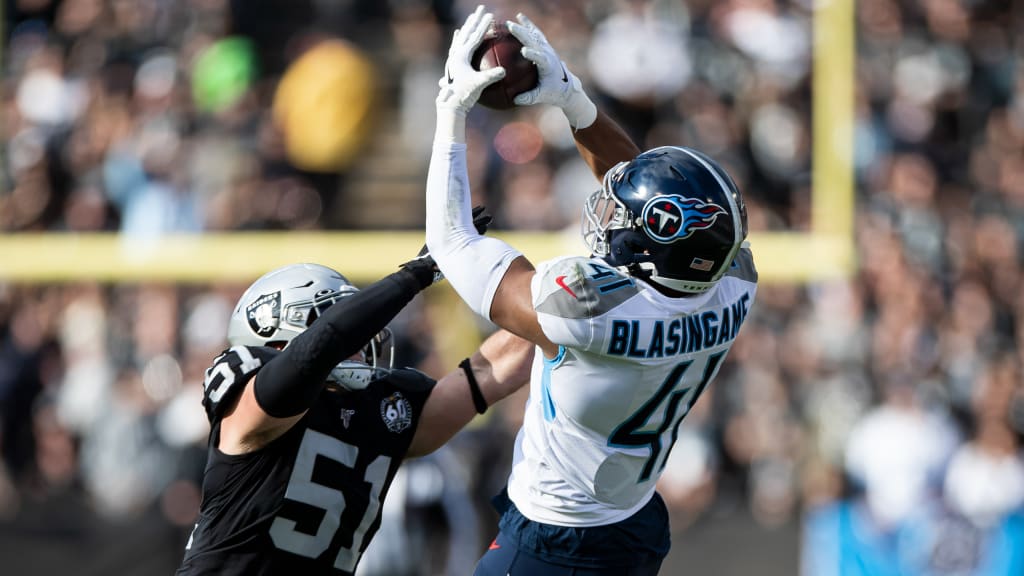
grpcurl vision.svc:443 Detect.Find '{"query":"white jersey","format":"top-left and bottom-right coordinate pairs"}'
top-left (507, 249), bottom-right (757, 526)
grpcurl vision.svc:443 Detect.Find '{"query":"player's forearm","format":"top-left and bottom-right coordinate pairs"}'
top-left (573, 109), bottom-right (642, 180)
top-left (424, 130), bottom-right (521, 322)
top-left (434, 107), bottom-right (468, 145)
top-left (254, 267), bottom-right (429, 418)
top-left (469, 329), bottom-right (535, 406)
top-left (407, 329), bottom-right (534, 458)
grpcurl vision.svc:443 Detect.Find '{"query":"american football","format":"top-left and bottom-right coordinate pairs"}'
top-left (471, 25), bottom-right (539, 110)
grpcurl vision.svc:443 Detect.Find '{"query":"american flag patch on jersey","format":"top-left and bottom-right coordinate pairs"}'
top-left (690, 257), bottom-right (715, 271)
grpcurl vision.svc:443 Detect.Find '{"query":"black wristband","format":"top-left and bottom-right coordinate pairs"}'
top-left (460, 358), bottom-right (488, 415)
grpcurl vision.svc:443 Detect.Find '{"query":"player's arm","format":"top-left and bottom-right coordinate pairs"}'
top-left (426, 7), bottom-right (632, 358)
top-left (427, 6), bottom-right (559, 357)
top-left (407, 330), bottom-right (533, 457)
top-left (219, 258), bottom-right (439, 454)
top-left (571, 110), bottom-right (641, 180)
top-left (507, 13), bottom-right (641, 179)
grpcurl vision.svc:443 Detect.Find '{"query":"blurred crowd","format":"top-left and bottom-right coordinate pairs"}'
top-left (2, 0), bottom-right (1024, 574)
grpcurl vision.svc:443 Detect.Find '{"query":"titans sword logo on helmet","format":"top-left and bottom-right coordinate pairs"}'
top-left (640, 195), bottom-right (727, 243)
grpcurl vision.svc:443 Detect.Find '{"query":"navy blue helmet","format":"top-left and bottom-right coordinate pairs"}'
top-left (582, 146), bottom-right (747, 293)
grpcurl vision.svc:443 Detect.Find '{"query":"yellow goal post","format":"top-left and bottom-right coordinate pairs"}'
top-left (0, 0), bottom-right (853, 286)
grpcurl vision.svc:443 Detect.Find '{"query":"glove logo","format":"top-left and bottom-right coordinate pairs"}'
top-left (246, 292), bottom-right (281, 337)
top-left (560, 63), bottom-right (568, 83)
top-left (641, 195), bottom-right (726, 244)
top-left (447, 68), bottom-right (454, 85)
top-left (380, 392), bottom-right (412, 433)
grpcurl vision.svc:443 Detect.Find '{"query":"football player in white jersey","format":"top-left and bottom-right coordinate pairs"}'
top-left (427, 6), bottom-right (758, 575)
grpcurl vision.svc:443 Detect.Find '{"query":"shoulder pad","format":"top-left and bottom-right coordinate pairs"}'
top-left (376, 367), bottom-right (436, 392)
top-left (201, 345), bottom-right (279, 423)
top-left (724, 246), bottom-right (758, 283)
top-left (535, 256), bottom-right (639, 319)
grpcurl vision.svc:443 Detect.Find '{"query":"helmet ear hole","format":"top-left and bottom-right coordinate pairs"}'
top-left (606, 230), bottom-right (654, 266)
top-left (622, 237), bottom-right (649, 258)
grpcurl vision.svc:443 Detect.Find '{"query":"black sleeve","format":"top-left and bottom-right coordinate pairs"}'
top-left (253, 267), bottom-right (428, 418)
top-left (201, 346), bottom-right (281, 424)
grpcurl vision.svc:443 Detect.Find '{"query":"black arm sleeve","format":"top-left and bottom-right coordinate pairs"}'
top-left (253, 267), bottom-right (426, 418)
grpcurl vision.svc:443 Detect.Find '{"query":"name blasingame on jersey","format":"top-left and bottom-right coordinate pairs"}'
top-left (606, 292), bottom-right (751, 358)
top-left (510, 252), bottom-right (757, 526)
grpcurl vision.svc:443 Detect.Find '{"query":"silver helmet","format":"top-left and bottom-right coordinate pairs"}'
top-left (227, 263), bottom-right (393, 390)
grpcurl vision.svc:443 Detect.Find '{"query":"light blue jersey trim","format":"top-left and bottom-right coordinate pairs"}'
top-left (541, 346), bottom-right (566, 422)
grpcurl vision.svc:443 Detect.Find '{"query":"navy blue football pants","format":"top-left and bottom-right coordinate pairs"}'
top-left (473, 489), bottom-right (668, 576)
top-left (474, 530), bottom-right (665, 576)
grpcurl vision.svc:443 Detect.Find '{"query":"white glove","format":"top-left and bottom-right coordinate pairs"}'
top-left (436, 5), bottom-right (507, 116)
top-left (507, 13), bottom-right (597, 130)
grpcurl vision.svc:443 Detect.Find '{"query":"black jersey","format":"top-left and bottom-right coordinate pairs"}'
top-left (177, 345), bottom-right (435, 576)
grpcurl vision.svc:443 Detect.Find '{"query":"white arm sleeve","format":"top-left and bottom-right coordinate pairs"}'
top-left (425, 111), bottom-right (522, 321)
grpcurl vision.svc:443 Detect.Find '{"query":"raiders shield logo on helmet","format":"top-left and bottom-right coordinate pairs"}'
top-left (246, 292), bottom-right (281, 337)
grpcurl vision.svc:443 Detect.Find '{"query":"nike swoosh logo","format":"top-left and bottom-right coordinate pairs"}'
top-left (555, 275), bottom-right (577, 299)
top-left (447, 69), bottom-right (454, 84)
top-left (489, 539), bottom-right (501, 550)
top-left (560, 64), bottom-right (568, 83)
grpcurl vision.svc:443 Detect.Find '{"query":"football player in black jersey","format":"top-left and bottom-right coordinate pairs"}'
top-left (176, 248), bottom-right (534, 575)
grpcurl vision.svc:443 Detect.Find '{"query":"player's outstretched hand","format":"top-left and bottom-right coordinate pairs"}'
top-left (437, 5), bottom-right (506, 115)
top-left (399, 254), bottom-right (442, 289)
top-left (414, 205), bottom-right (493, 285)
top-left (506, 12), bottom-right (597, 130)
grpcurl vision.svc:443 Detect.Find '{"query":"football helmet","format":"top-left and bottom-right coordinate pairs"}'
top-left (227, 263), bottom-right (393, 390)
top-left (582, 146), bottom-right (747, 293)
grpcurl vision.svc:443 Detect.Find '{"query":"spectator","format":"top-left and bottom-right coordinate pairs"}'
top-left (2, 0), bottom-right (1024, 574)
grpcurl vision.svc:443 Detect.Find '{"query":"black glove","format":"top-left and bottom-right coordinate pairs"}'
top-left (399, 254), bottom-right (441, 290)
top-left (471, 205), bottom-right (494, 234)
top-left (406, 206), bottom-right (493, 287)
top-left (416, 205), bottom-right (493, 258)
